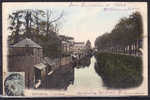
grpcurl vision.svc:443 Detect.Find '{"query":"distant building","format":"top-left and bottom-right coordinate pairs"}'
top-left (8, 38), bottom-right (43, 88)
top-left (85, 40), bottom-right (92, 50)
top-left (61, 40), bottom-right (70, 54)
top-left (72, 42), bottom-right (85, 54)
top-left (59, 35), bottom-right (74, 55)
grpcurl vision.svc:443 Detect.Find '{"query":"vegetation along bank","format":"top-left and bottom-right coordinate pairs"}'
top-left (94, 52), bottom-right (143, 89)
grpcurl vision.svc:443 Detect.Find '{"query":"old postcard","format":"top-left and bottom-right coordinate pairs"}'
top-left (2, 2), bottom-right (148, 97)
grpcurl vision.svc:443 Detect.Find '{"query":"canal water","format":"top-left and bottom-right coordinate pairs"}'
top-left (67, 56), bottom-right (107, 91)
top-left (44, 56), bottom-right (107, 91)
top-left (40, 55), bottom-right (145, 96)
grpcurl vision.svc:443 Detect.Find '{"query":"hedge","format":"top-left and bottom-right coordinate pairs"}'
top-left (94, 52), bottom-right (143, 89)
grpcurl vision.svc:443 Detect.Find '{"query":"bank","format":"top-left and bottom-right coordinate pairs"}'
top-left (94, 52), bottom-right (143, 89)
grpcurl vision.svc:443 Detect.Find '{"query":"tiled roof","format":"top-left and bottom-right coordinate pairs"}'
top-left (13, 38), bottom-right (42, 48)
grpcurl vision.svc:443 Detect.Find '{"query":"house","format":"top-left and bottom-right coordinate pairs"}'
top-left (34, 63), bottom-right (47, 88)
top-left (59, 35), bottom-right (74, 56)
top-left (8, 38), bottom-right (43, 88)
top-left (72, 42), bottom-right (85, 55)
top-left (8, 37), bottom-right (75, 89)
top-left (61, 40), bottom-right (70, 54)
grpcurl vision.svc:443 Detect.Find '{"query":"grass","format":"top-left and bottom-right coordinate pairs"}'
top-left (94, 52), bottom-right (143, 89)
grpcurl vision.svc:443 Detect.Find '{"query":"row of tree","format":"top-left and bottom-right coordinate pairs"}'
top-left (95, 12), bottom-right (143, 55)
top-left (8, 9), bottom-right (64, 58)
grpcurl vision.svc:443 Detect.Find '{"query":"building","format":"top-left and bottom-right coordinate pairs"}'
top-left (85, 40), bottom-right (92, 50)
top-left (8, 38), bottom-right (43, 88)
top-left (85, 40), bottom-right (93, 56)
top-left (59, 35), bottom-right (74, 56)
top-left (61, 40), bottom-right (70, 54)
top-left (8, 37), bottom-right (75, 89)
top-left (72, 42), bottom-right (85, 54)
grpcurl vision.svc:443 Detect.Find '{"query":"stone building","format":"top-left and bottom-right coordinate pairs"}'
top-left (72, 42), bottom-right (85, 54)
top-left (8, 38), bottom-right (43, 88)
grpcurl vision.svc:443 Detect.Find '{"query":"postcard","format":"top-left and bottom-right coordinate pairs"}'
top-left (2, 2), bottom-right (148, 97)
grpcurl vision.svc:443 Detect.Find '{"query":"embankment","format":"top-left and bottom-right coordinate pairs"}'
top-left (94, 52), bottom-right (143, 89)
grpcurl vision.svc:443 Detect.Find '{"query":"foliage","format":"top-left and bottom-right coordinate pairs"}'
top-left (94, 52), bottom-right (143, 88)
top-left (95, 12), bottom-right (143, 50)
top-left (34, 33), bottom-right (61, 58)
top-left (8, 9), bottom-right (64, 58)
top-left (8, 10), bottom-right (24, 43)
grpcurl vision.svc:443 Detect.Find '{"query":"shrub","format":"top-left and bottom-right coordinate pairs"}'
top-left (94, 52), bottom-right (143, 89)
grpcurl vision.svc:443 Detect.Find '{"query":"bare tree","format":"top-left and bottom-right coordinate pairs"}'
top-left (32, 10), bottom-right (45, 35)
top-left (23, 10), bottom-right (33, 38)
top-left (45, 9), bottom-right (64, 36)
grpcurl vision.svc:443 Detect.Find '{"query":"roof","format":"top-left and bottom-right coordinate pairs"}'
top-left (59, 35), bottom-right (74, 41)
top-left (74, 42), bottom-right (84, 44)
top-left (34, 63), bottom-right (47, 70)
top-left (13, 38), bottom-right (42, 48)
top-left (61, 41), bottom-right (68, 44)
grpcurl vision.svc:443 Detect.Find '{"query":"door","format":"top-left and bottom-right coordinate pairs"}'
top-left (34, 68), bottom-right (41, 83)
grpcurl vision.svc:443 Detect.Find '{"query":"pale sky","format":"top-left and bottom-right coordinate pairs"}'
top-left (4, 2), bottom-right (140, 47)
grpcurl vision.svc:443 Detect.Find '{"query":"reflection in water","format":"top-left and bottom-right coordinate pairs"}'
top-left (68, 56), bottom-right (106, 91)
top-left (42, 56), bottom-right (107, 90)
top-left (76, 57), bottom-right (91, 68)
top-left (42, 65), bottom-right (74, 90)
top-left (39, 56), bottom-right (142, 94)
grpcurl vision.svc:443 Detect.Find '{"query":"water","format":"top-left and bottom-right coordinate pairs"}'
top-left (44, 56), bottom-right (107, 91)
top-left (42, 55), bottom-right (145, 96)
top-left (67, 56), bottom-right (107, 91)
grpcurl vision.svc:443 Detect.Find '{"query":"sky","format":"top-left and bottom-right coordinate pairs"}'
top-left (4, 2), bottom-right (138, 47)
top-left (59, 6), bottom-right (134, 47)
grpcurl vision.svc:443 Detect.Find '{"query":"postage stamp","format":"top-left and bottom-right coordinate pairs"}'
top-left (3, 72), bottom-right (25, 96)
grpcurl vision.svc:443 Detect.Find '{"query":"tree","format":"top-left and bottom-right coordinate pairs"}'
top-left (32, 10), bottom-right (45, 35)
top-left (45, 9), bottom-right (64, 36)
top-left (95, 11), bottom-right (143, 54)
top-left (85, 40), bottom-right (92, 50)
top-left (8, 9), bottom-right (65, 58)
top-left (8, 10), bottom-right (24, 44)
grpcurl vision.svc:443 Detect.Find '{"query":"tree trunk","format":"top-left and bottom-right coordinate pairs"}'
top-left (129, 45), bottom-right (132, 55)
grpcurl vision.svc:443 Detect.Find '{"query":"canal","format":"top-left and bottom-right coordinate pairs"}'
top-left (68, 56), bottom-right (107, 91)
top-left (44, 56), bottom-right (107, 91)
